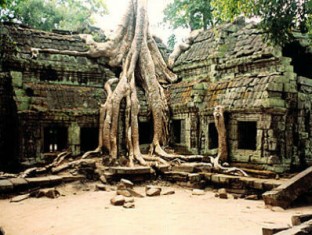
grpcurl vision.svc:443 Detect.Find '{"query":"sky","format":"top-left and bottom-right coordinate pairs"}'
top-left (95, 0), bottom-right (189, 45)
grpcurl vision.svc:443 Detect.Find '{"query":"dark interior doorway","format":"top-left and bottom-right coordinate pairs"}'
top-left (172, 120), bottom-right (182, 144)
top-left (81, 127), bottom-right (98, 152)
top-left (44, 126), bottom-right (68, 152)
top-left (237, 121), bottom-right (257, 150)
top-left (282, 41), bottom-right (312, 78)
top-left (208, 122), bottom-right (218, 149)
top-left (139, 121), bottom-right (153, 144)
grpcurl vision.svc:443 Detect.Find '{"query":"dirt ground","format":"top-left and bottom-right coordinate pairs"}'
top-left (0, 182), bottom-right (311, 235)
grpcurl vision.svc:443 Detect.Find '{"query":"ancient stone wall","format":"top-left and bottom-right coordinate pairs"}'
top-left (171, 19), bottom-right (312, 172)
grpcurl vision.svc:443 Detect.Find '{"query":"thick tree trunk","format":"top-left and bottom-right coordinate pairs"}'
top-left (213, 105), bottom-right (228, 162)
top-left (82, 0), bottom-right (177, 165)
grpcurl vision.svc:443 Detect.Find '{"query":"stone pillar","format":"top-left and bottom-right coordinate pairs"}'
top-left (68, 122), bottom-right (80, 156)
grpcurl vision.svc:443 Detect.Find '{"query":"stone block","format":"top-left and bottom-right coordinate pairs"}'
top-left (10, 71), bottom-right (23, 87)
top-left (284, 82), bottom-right (297, 93)
top-left (274, 220), bottom-right (312, 235)
top-left (192, 189), bottom-right (205, 195)
top-left (111, 195), bottom-right (125, 206)
top-left (9, 178), bottom-right (28, 187)
top-left (0, 180), bottom-right (14, 192)
top-left (292, 214), bottom-right (312, 226)
top-left (262, 226), bottom-right (289, 235)
top-left (172, 165), bottom-right (195, 173)
top-left (109, 166), bottom-right (152, 175)
top-left (146, 186), bottom-right (161, 197)
top-left (284, 71), bottom-right (296, 81)
top-left (262, 98), bottom-right (285, 108)
top-left (267, 83), bottom-right (283, 92)
top-left (262, 166), bottom-right (312, 209)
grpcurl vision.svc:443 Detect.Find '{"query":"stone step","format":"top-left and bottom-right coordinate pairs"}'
top-left (163, 171), bottom-right (284, 192)
top-left (262, 166), bottom-right (312, 209)
top-left (0, 175), bottom-right (84, 193)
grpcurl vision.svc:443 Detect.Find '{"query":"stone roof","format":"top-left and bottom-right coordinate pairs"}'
top-left (0, 23), bottom-right (115, 116)
top-left (171, 19), bottom-right (311, 113)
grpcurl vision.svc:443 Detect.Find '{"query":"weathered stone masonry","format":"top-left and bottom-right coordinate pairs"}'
top-left (0, 23), bottom-right (115, 168)
top-left (170, 18), bottom-right (312, 172)
top-left (1, 19), bottom-right (312, 173)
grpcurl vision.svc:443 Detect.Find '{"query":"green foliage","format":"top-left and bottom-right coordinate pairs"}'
top-left (163, 0), bottom-right (213, 30)
top-left (211, 0), bottom-right (254, 22)
top-left (167, 34), bottom-right (177, 50)
top-left (211, 0), bottom-right (312, 45)
top-left (0, 0), bottom-right (108, 32)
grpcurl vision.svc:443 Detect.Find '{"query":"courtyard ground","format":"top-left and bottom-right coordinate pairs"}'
top-left (0, 182), bottom-right (311, 235)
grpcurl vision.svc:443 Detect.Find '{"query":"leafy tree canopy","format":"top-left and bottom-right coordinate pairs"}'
top-left (212, 0), bottom-right (311, 45)
top-left (0, 0), bottom-right (108, 32)
top-left (163, 0), bottom-right (213, 31)
top-left (164, 0), bottom-right (311, 45)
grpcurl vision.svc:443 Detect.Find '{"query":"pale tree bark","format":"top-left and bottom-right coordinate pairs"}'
top-left (213, 105), bottom-right (228, 162)
top-left (212, 105), bottom-right (248, 176)
top-left (82, 0), bottom-right (178, 166)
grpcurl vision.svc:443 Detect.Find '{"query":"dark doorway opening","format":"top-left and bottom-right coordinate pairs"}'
top-left (81, 127), bottom-right (98, 152)
top-left (139, 121), bottom-right (153, 144)
top-left (208, 122), bottom-right (218, 149)
top-left (172, 120), bottom-right (182, 144)
top-left (237, 121), bottom-right (257, 150)
top-left (40, 65), bottom-right (58, 81)
top-left (44, 126), bottom-right (68, 152)
top-left (282, 41), bottom-right (312, 78)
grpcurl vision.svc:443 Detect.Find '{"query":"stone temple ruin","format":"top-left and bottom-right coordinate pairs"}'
top-left (1, 17), bottom-right (312, 234)
top-left (1, 18), bottom-right (312, 174)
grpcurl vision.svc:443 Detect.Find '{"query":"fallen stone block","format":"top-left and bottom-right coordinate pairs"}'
top-left (111, 195), bottom-right (125, 206)
top-left (245, 194), bottom-right (259, 200)
top-left (292, 214), bottom-right (312, 226)
top-left (192, 189), bottom-right (205, 196)
top-left (117, 189), bottom-right (132, 197)
top-left (162, 190), bottom-right (175, 195)
top-left (146, 185), bottom-right (162, 197)
top-left (217, 188), bottom-right (228, 199)
top-left (120, 178), bottom-right (134, 188)
top-left (95, 184), bottom-right (107, 191)
top-left (99, 175), bottom-right (107, 184)
top-left (123, 202), bottom-right (135, 209)
top-left (262, 166), bottom-right (312, 209)
top-left (127, 188), bottom-right (144, 198)
top-left (262, 226), bottom-right (289, 235)
top-left (275, 220), bottom-right (312, 234)
top-left (125, 198), bottom-right (135, 203)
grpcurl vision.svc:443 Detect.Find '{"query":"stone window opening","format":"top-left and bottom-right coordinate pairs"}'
top-left (139, 120), bottom-right (153, 144)
top-left (44, 126), bottom-right (68, 152)
top-left (208, 122), bottom-right (218, 149)
top-left (282, 41), bottom-right (312, 79)
top-left (237, 121), bottom-right (257, 150)
top-left (80, 127), bottom-right (98, 152)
